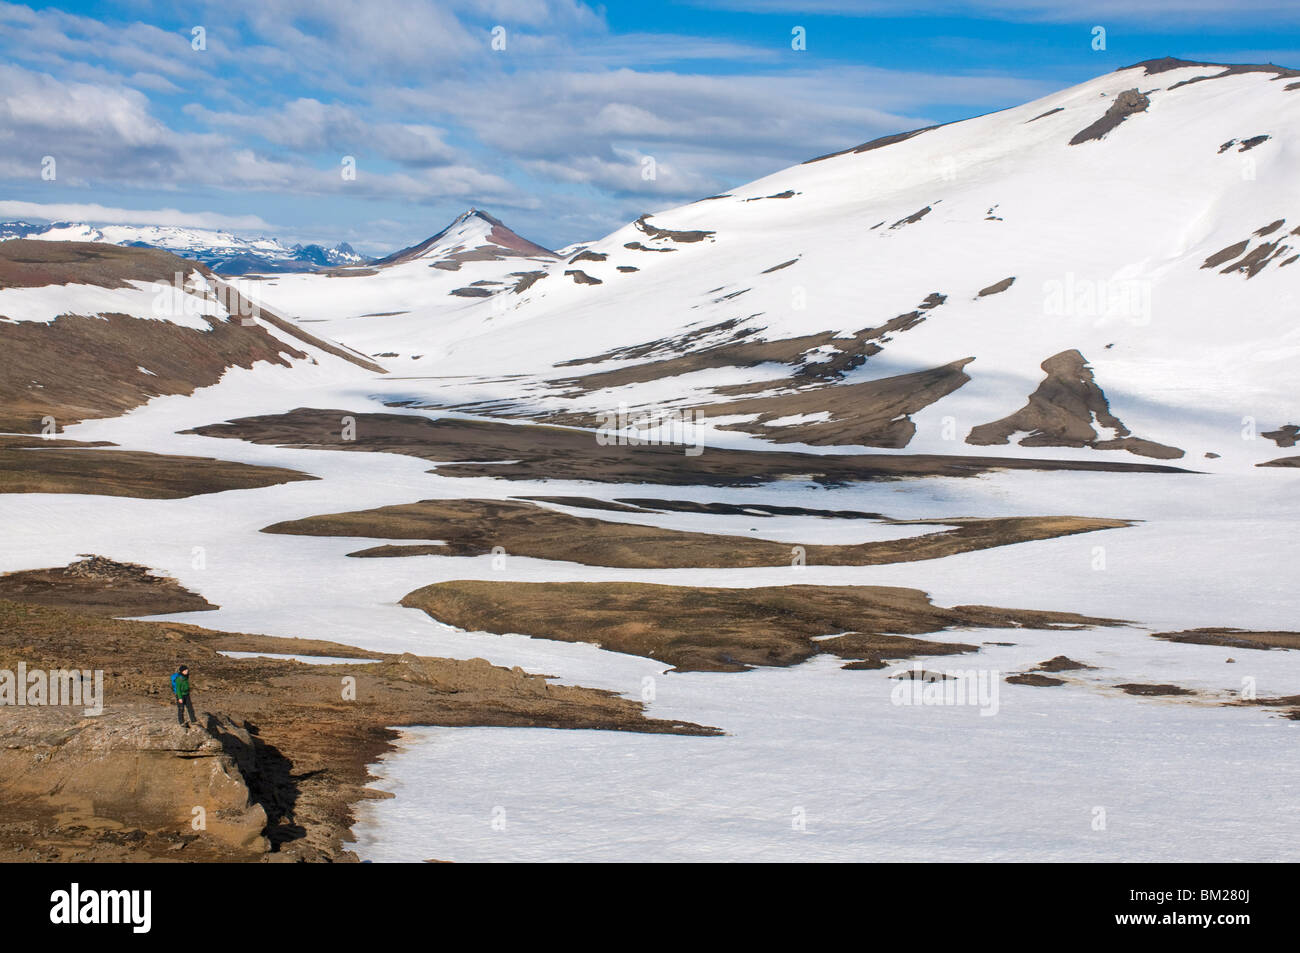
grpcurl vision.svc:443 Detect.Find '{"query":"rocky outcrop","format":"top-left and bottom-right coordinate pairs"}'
top-left (967, 349), bottom-right (1184, 459)
top-left (0, 707), bottom-right (269, 859)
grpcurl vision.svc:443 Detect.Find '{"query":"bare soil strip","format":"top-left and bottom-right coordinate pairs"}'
top-left (0, 444), bottom-right (314, 498)
top-left (1152, 628), bottom-right (1300, 651)
top-left (186, 408), bottom-right (1190, 485)
top-left (400, 580), bottom-right (1121, 673)
top-left (265, 497), bottom-right (1130, 570)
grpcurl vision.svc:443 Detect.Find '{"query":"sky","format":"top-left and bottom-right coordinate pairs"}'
top-left (0, 0), bottom-right (1296, 253)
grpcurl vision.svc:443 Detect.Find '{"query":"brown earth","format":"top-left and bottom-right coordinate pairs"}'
top-left (263, 497), bottom-right (1130, 569)
top-left (185, 407), bottom-right (1191, 485)
top-left (633, 215), bottom-right (714, 244)
top-left (1006, 673), bottom-right (1065, 686)
top-left (967, 349), bottom-right (1184, 459)
top-left (0, 442), bottom-right (314, 498)
top-left (1069, 88), bottom-right (1150, 145)
top-left (1258, 455), bottom-right (1300, 468)
top-left (400, 580), bottom-right (1121, 673)
top-left (977, 277), bottom-right (1016, 297)
top-left (0, 597), bottom-right (712, 863)
top-left (0, 556), bottom-right (216, 617)
top-left (1115, 683), bottom-right (1195, 697)
top-left (1151, 628), bottom-right (1300, 651)
top-left (1262, 424), bottom-right (1299, 447)
top-left (1033, 655), bottom-right (1095, 672)
top-left (705, 358), bottom-right (974, 448)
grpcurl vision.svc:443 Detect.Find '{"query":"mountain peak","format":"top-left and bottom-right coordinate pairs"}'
top-left (374, 209), bottom-right (557, 268)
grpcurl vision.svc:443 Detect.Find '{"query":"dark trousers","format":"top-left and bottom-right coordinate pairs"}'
top-left (176, 694), bottom-right (196, 725)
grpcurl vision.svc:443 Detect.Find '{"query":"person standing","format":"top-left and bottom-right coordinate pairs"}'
top-left (171, 665), bottom-right (196, 728)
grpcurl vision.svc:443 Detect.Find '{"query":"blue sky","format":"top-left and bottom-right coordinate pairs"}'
top-left (0, 0), bottom-right (1296, 252)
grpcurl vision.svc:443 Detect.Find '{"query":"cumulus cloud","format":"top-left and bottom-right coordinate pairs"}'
top-left (0, 199), bottom-right (275, 231)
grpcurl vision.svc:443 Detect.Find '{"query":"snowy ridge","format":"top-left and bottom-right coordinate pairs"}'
top-left (0, 220), bottom-right (369, 275)
top-left (246, 58), bottom-right (1300, 470)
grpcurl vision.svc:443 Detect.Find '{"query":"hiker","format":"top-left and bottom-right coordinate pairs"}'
top-left (171, 665), bottom-right (196, 728)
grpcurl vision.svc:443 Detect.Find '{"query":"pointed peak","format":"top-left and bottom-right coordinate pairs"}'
top-left (374, 209), bottom-right (557, 267)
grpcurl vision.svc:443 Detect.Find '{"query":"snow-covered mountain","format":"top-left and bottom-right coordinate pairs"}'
top-left (243, 209), bottom-right (559, 358)
top-left (0, 220), bottom-right (369, 275)
top-left (248, 57), bottom-right (1300, 470)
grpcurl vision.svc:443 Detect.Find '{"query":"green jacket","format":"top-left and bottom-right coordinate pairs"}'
top-left (173, 674), bottom-right (191, 699)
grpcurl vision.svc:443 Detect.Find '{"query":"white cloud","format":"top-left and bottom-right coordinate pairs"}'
top-left (0, 199), bottom-right (275, 231)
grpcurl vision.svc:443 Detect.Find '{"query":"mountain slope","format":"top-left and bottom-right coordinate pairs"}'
top-left (245, 57), bottom-right (1299, 470)
top-left (0, 240), bottom-right (382, 432)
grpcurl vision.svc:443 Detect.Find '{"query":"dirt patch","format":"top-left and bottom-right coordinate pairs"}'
top-left (1152, 628), bottom-right (1300, 651)
top-left (978, 276), bottom-right (1016, 297)
top-left (1262, 424), bottom-right (1299, 447)
top-left (0, 556), bottom-right (216, 617)
top-left (805, 124), bottom-right (939, 163)
top-left (633, 215), bottom-right (715, 244)
top-left (1034, 655), bottom-right (1095, 672)
top-left (1164, 62), bottom-right (1300, 89)
top-left (0, 598), bottom-right (711, 862)
top-left (1201, 227), bottom-right (1294, 278)
top-left (400, 580), bottom-right (1118, 673)
top-left (890, 206), bottom-right (932, 229)
top-left (1006, 673), bottom-right (1065, 687)
top-left (1258, 455), bottom-right (1300, 468)
top-left (705, 358), bottom-right (974, 448)
top-left (1202, 240), bottom-right (1250, 268)
top-left (1116, 683), bottom-right (1195, 697)
top-left (262, 498), bottom-right (1130, 570)
top-left (967, 349), bottom-right (1184, 459)
top-left (1069, 88), bottom-right (1150, 145)
top-left (0, 443), bottom-right (314, 498)
top-left (565, 269), bottom-right (602, 285)
top-left (186, 408), bottom-right (1190, 486)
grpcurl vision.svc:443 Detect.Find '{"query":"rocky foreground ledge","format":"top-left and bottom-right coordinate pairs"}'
top-left (0, 596), bottom-right (717, 862)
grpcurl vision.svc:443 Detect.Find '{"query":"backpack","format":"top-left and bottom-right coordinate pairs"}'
top-left (170, 672), bottom-right (180, 695)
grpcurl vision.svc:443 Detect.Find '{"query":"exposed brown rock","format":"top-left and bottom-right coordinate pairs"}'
top-left (1261, 424), bottom-right (1299, 447)
top-left (1152, 628), bottom-right (1300, 651)
top-left (977, 276), bottom-right (1016, 297)
top-left (704, 358), bottom-right (974, 448)
top-left (633, 215), bottom-right (715, 244)
top-left (400, 580), bottom-right (1118, 673)
top-left (1069, 88), bottom-right (1150, 145)
top-left (967, 349), bottom-right (1184, 459)
top-left (0, 443), bottom-right (314, 498)
top-left (263, 497), bottom-right (1129, 570)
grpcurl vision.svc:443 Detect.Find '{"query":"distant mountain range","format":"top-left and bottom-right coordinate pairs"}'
top-left (0, 220), bottom-right (370, 275)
